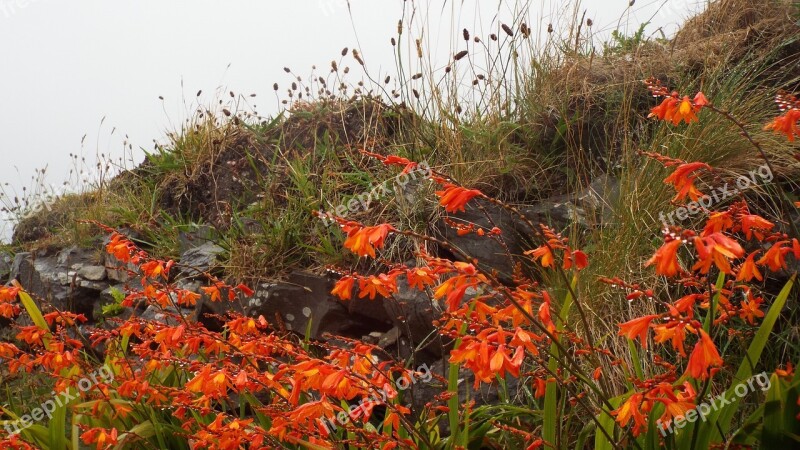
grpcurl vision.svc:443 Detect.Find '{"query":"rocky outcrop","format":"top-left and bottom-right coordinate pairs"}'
top-left (244, 271), bottom-right (386, 339)
top-left (10, 246), bottom-right (111, 322)
top-left (435, 174), bottom-right (619, 282)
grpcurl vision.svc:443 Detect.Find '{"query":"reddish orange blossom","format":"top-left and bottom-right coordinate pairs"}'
top-left (435, 184), bottom-right (484, 213)
top-left (645, 239), bottom-right (683, 277)
top-left (685, 329), bottom-right (723, 380)
top-left (618, 314), bottom-right (660, 348)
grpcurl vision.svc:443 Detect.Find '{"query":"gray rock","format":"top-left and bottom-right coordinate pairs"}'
top-left (383, 276), bottom-right (444, 355)
top-left (78, 265), bottom-right (107, 281)
top-left (9, 249), bottom-right (110, 323)
top-left (185, 279), bottom-right (245, 330)
top-left (179, 242), bottom-right (224, 276)
top-left (0, 251), bottom-right (12, 284)
top-left (409, 358), bottom-right (522, 431)
top-left (245, 271), bottom-right (364, 340)
top-left (141, 304), bottom-right (193, 326)
top-left (434, 200), bottom-right (530, 282)
top-left (433, 174), bottom-right (619, 282)
top-left (178, 225), bottom-right (218, 254)
top-left (104, 253), bottom-right (139, 283)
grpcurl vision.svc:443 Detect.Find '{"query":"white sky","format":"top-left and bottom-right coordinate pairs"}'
top-left (0, 0), bottom-right (704, 242)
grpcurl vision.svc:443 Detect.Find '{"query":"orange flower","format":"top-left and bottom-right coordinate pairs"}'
top-left (649, 96), bottom-right (679, 121)
top-left (406, 267), bottom-right (437, 290)
top-left (0, 286), bottom-right (20, 302)
top-left (331, 276), bottom-right (355, 300)
top-left (740, 214), bottom-right (774, 240)
top-left (613, 393), bottom-right (648, 436)
top-left (525, 245), bottom-right (554, 267)
top-left (653, 321), bottom-right (688, 357)
top-left (757, 241), bottom-right (790, 272)
top-left (106, 233), bottom-right (135, 263)
top-left (618, 314), bottom-right (659, 348)
top-left (739, 292), bottom-right (765, 325)
top-left (343, 224), bottom-right (396, 258)
top-left (764, 109), bottom-right (800, 141)
top-left (358, 274), bottom-right (397, 300)
top-left (645, 239), bottom-right (683, 277)
top-left (692, 233), bottom-right (745, 274)
top-left (664, 162), bottom-right (711, 202)
top-left (435, 184), bottom-right (484, 213)
top-left (81, 428), bottom-right (118, 450)
top-left (736, 252), bottom-right (763, 282)
top-left (673, 95), bottom-right (699, 124)
top-left (651, 382), bottom-right (696, 428)
top-left (685, 329), bottom-right (722, 380)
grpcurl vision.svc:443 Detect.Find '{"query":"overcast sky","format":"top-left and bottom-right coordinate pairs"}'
top-left (0, 0), bottom-right (703, 242)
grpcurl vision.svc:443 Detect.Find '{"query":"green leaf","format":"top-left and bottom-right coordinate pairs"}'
top-left (594, 396), bottom-right (622, 450)
top-left (48, 398), bottom-right (69, 449)
top-left (15, 284), bottom-right (51, 346)
top-left (761, 373), bottom-right (784, 446)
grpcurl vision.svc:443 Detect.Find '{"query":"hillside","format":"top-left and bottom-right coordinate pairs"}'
top-left (1, 1), bottom-right (800, 448)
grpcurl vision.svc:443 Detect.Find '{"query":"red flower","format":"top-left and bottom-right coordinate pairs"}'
top-left (764, 108), bottom-right (800, 141)
top-left (646, 239), bottom-right (683, 277)
top-left (618, 314), bottom-right (659, 348)
top-left (685, 329), bottom-right (723, 380)
top-left (435, 184), bottom-right (484, 213)
top-left (664, 162), bottom-right (711, 202)
top-left (331, 276), bottom-right (355, 300)
top-left (343, 224), bottom-right (396, 258)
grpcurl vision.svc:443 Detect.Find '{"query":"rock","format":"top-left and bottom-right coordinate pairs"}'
top-left (104, 253), bottom-right (139, 283)
top-left (78, 265), bottom-right (107, 281)
top-left (433, 174), bottom-right (619, 282)
top-left (383, 276), bottom-right (444, 355)
top-left (187, 279), bottom-right (245, 331)
top-left (342, 292), bottom-right (392, 325)
top-left (434, 200), bottom-right (530, 282)
top-left (179, 242), bottom-right (225, 276)
top-left (0, 251), bottom-right (12, 284)
top-left (245, 271), bottom-right (366, 340)
top-left (9, 248), bottom-right (111, 323)
top-left (178, 225), bottom-right (218, 254)
top-left (141, 304), bottom-right (193, 326)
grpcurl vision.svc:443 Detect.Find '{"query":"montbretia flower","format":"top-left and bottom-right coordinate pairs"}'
top-left (331, 276), bottom-right (355, 300)
top-left (764, 108), bottom-right (800, 141)
top-left (343, 223), bottom-right (396, 258)
top-left (613, 393), bottom-right (648, 436)
top-left (618, 314), bottom-right (659, 348)
top-left (692, 233), bottom-right (745, 274)
top-left (736, 252), bottom-right (763, 282)
top-left (685, 329), bottom-right (723, 380)
top-left (664, 162), bottom-right (711, 202)
top-left (757, 240), bottom-right (791, 272)
top-left (81, 428), bottom-right (118, 450)
top-left (435, 184), bottom-right (484, 213)
top-left (645, 239), bottom-right (683, 277)
top-left (648, 92), bottom-right (707, 125)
